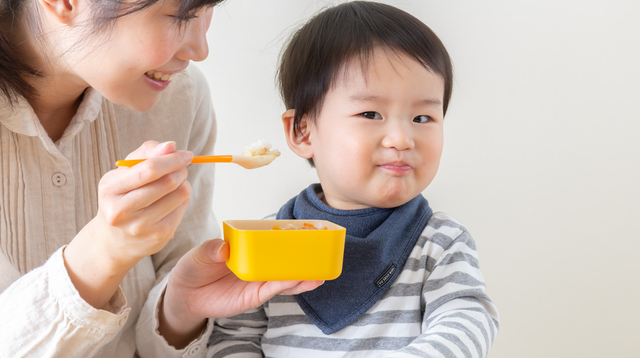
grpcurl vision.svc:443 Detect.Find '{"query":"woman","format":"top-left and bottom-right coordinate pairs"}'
top-left (0, 0), bottom-right (322, 357)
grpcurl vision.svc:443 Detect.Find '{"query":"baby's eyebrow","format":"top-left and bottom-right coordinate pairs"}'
top-left (347, 94), bottom-right (442, 106)
top-left (417, 98), bottom-right (442, 106)
top-left (347, 94), bottom-right (382, 103)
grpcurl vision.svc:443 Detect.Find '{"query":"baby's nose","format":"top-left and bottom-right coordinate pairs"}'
top-left (381, 118), bottom-right (415, 150)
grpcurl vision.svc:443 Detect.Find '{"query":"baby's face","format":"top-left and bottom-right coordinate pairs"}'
top-left (309, 48), bottom-right (444, 210)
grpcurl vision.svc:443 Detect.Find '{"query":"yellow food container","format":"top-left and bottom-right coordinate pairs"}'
top-left (223, 220), bottom-right (346, 281)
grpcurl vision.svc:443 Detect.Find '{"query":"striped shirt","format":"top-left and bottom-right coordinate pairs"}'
top-left (207, 212), bottom-right (499, 357)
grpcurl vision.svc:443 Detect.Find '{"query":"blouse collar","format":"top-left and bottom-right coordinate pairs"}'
top-left (0, 88), bottom-right (104, 138)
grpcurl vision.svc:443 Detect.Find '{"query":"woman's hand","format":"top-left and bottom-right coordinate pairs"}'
top-left (93, 140), bottom-right (194, 266)
top-left (64, 141), bottom-right (194, 309)
top-left (159, 239), bottom-right (323, 348)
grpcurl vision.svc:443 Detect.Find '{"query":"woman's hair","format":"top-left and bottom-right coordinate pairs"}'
top-left (277, 1), bottom-right (453, 141)
top-left (0, 0), bottom-right (223, 105)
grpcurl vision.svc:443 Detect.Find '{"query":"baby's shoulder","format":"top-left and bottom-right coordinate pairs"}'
top-left (423, 212), bottom-right (468, 235)
top-left (416, 212), bottom-right (475, 251)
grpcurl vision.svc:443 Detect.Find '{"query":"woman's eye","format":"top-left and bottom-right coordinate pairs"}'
top-left (169, 14), bottom-right (198, 22)
top-left (361, 112), bottom-right (382, 119)
top-left (413, 115), bottom-right (432, 123)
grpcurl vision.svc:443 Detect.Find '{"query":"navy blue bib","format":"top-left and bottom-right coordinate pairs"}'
top-left (276, 184), bottom-right (432, 334)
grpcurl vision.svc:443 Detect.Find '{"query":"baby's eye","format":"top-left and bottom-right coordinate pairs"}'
top-left (413, 115), bottom-right (432, 124)
top-left (361, 112), bottom-right (382, 120)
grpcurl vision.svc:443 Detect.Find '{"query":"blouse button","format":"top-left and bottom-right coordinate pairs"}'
top-left (52, 173), bottom-right (67, 187)
top-left (188, 345), bottom-right (201, 356)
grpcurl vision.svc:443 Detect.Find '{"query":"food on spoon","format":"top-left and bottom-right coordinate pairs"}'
top-left (116, 139), bottom-right (281, 168)
top-left (272, 223), bottom-right (328, 230)
top-left (243, 139), bottom-right (281, 157)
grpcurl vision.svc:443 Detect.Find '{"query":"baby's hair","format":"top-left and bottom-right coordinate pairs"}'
top-left (0, 0), bottom-right (224, 105)
top-left (277, 1), bottom-right (453, 142)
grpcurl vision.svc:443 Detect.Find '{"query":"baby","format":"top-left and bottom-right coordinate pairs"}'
top-left (208, 2), bottom-right (499, 357)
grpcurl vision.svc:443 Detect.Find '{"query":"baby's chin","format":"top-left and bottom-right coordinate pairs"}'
top-left (324, 194), bottom-right (414, 210)
top-left (358, 195), bottom-right (416, 209)
top-left (373, 198), bottom-right (414, 209)
top-left (370, 188), bottom-right (424, 208)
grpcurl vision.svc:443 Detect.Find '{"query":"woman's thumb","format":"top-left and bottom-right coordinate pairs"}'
top-left (193, 239), bottom-right (229, 268)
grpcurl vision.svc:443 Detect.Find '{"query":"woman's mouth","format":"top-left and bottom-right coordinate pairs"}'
top-left (145, 70), bottom-right (176, 82)
top-left (143, 70), bottom-right (179, 91)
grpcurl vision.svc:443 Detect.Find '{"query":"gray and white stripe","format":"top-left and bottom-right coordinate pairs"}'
top-left (208, 212), bottom-right (499, 358)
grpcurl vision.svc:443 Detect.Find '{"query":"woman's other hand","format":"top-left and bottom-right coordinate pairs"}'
top-left (64, 141), bottom-right (194, 309)
top-left (159, 239), bottom-right (323, 348)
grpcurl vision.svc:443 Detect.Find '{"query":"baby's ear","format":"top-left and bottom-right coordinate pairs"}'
top-left (282, 109), bottom-right (314, 160)
top-left (40, 0), bottom-right (78, 24)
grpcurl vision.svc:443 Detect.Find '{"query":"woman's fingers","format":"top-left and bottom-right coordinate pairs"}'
top-left (90, 140), bottom-right (197, 263)
top-left (187, 239), bottom-right (324, 299)
top-left (148, 179), bottom-right (192, 224)
top-left (258, 280), bottom-right (324, 302)
top-left (277, 280), bottom-right (325, 295)
top-left (117, 166), bottom-right (190, 214)
top-left (107, 140), bottom-right (193, 195)
top-left (162, 239), bottom-right (326, 325)
top-left (124, 140), bottom-right (170, 160)
top-left (109, 150), bottom-right (193, 194)
top-left (151, 187), bottom-right (191, 237)
top-left (98, 162), bottom-right (191, 231)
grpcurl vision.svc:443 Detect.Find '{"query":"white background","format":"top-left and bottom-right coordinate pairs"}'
top-left (196, 1), bottom-right (640, 356)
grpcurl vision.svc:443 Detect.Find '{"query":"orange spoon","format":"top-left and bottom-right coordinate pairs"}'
top-left (116, 152), bottom-right (280, 169)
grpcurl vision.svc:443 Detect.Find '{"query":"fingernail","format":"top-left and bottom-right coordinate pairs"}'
top-left (183, 151), bottom-right (194, 162)
top-left (163, 141), bottom-right (176, 149)
top-left (216, 241), bottom-right (226, 255)
top-left (211, 240), bottom-right (227, 260)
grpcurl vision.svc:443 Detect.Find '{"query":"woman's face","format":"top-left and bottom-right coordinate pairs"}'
top-left (54, 0), bottom-right (214, 111)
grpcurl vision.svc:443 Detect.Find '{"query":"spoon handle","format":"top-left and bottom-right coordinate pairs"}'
top-left (115, 155), bottom-right (233, 167)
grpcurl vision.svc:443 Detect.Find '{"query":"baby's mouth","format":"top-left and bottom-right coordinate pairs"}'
top-left (145, 70), bottom-right (176, 82)
top-left (380, 161), bottom-right (412, 174)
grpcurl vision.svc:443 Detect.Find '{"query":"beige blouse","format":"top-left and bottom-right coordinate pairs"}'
top-left (0, 65), bottom-right (219, 357)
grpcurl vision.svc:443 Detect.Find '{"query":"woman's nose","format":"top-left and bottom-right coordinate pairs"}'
top-left (176, 9), bottom-right (213, 62)
top-left (381, 118), bottom-right (415, 151)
